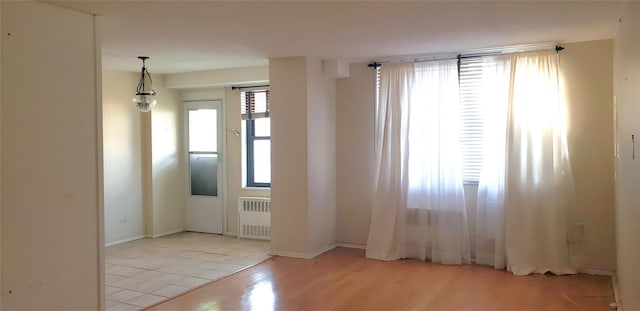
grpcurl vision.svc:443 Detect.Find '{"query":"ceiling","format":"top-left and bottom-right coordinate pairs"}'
top-left (52, 1), bottom-right (623, 74)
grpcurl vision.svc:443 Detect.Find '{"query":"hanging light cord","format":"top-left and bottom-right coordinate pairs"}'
top-left (136, 58), bottom-right (156, 95)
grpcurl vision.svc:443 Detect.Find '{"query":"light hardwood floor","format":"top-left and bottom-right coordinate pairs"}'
top-left (145, 247), bottom-right (614, 311)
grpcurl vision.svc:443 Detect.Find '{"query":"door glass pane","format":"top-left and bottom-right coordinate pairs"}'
top-left (253, 140), bottom-right (271, 184)
top-left (190, 153), bottom-right (218, 196)
top-left (189, 109), bottom-right (217, 152)
top-left (254, 118), bottom-right (270, 137)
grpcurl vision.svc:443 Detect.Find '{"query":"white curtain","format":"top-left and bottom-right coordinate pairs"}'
top-left (368, 50), bottom-right (577, 275)
top-left (505, 51), bottom-right (577, 275)
top-left (405, 61), bottom-right (470, 264)
top-left (475, 50), bottom-right (578, 275)
top-left (366, 62), bottom-right (413, 261)
top-left (367, 60), bottom-right (470, 264)
top-left (474, 56), bottom-right (512, 269)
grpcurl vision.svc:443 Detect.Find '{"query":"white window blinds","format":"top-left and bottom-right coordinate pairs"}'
top-left (459, 58), bottom-right (484, 183)
top-left (373, 60), bottom-right (485, 183)
top-left (241, 90), bottom-right (270, 120)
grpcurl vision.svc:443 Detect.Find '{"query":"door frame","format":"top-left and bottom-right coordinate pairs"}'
top-left (183, 99), bottom-right (227, 234)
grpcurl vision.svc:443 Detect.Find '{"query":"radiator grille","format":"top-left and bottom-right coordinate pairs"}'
top-left (238, 197), bottom-right (271, 240)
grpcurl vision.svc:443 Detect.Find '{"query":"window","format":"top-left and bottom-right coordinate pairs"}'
top-left (188, 108), bottom-right (219, 196)
top-left (242, 90), bottom-right (271, 187)
top-left (375, 59), bottom-right (485, 184)
top-left (458, 58), bottom-right (484, 183)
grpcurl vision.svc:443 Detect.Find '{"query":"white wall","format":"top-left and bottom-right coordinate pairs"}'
top-left (269, 57), bottom-right (338, 256)
top-left (270, 57), bottom-right (310, 254)
top-left (104, 72), bottom-right (184, 242)
top-left (1, 2), bottom-right (102, 310)
top-left (148, 75), bottom-right (185, 237)
top-left (182, 88), bottom-right (226, 102)
top-left (335, 63), bottom-right (375, 246)
top-left (335, 43), bottom-right (617, 272)
top-left (307, 59), bottom-right (337, 252)
top-left (141, 110), bottom-right (153, 237)
top-left (613, 2), bottom-right (640, 309)
top-left (1, 1), bottom-right (3, 307)
top-left (560, 40), bottom-right (615, 272)
top-left (103, 70), bottom-right (145, 244)
top-left (166, 65), bottom-right (268, 89)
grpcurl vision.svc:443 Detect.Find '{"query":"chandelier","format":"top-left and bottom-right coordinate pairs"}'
top-left (132, 56), bottom-right (157, 112)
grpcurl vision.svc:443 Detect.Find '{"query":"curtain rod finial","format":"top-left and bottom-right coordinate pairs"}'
top-left (555, 45), bottom-right (565, 52)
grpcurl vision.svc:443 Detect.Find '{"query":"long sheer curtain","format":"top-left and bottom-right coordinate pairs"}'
top-left (366, 63), bottom-right (413, 261)
top-left (474, 56), bottom-right (512, 269)
top-left (406, 61), bottom-right (469, 264)
top-left (367, 50), bottom-right (577, 275)
top-left (475, 50), bottom-right (578, 274)
top-left (366, 60), bottom-right (470, 264)
top-left (505, 51), bottom-right (577, 275)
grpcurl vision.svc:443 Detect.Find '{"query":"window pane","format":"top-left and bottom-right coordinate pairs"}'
top-left (254, 91), bottom-right (267, 113)
top-left (189, 109), bottom-right (217, 152)
top-left (190, 153), bottom-right (217, 196)
top-left (254, 118), bottom-right (270, 137)
top-left (459, 58), bottom-right (484, 182)
top-left (253, 140), bottom-right (271, 184)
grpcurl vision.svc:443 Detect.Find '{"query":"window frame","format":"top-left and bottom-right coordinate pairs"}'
top-left (245, 118), bottom-right (271, 188)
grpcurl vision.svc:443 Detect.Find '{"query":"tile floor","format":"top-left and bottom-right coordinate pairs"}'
top-left (105, 232), bottom-right (271, 311)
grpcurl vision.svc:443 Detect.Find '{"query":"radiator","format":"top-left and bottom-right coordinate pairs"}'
top-left (238, 197), bottom-right (271, 240)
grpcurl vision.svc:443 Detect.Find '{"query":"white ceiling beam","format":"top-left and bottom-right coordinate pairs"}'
top-left (164, 65), bottom-right (269, 89)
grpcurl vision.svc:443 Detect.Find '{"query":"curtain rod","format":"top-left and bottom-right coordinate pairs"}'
top-left (368, 44), bottom-right (565, 68)
top-left (231, 84), bottom-right (269, 90)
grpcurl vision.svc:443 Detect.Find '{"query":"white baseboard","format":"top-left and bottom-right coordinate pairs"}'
top-left (269, 250), bottom-right (312, 259)
top-left (105, 235), bottom-right (144, 247)
top-left (224, 231), bottom-right (238, 237)
top-left (337, 242), bottom-right (367, 250)
top-left (309, 243), bottom-right (337, 258)
top-left (579, 267), bottom-right (616, 276)
top-left (270, 243), bottom-right (337, 259)
top-left (146, 228), bottom-right (184, 239)
top-left (105, 229), bottom-right (185, 246)
top-left (612, 275), bottom-right (622, 311)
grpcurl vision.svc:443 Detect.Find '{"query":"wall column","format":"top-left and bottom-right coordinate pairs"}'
top-left (269, 57), bottom-right (337, 257)
top-left (1, 2), bottom-right (102, 309)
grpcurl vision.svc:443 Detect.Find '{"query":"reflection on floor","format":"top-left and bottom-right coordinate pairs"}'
top-left (105, 232), bottom-right (270, 311)
top-left (147, 248), bottom-right (615, 311)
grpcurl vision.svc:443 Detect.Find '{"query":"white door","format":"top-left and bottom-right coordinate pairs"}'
top-left (184, 100), bottom-right (224, 234)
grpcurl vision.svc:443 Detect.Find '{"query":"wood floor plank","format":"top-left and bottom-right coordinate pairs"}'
top-left (145, 247), bottom-right (614, 311)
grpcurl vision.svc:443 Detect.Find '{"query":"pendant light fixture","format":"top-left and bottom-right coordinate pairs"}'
top-left (132, 56), bottom-right (157, 112)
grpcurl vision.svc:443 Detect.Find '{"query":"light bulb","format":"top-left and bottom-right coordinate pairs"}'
top-left (132, 94), bottom-right (157, 112)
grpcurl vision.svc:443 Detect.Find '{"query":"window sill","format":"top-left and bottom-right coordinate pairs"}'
top-left (242, 187), bottom-right (271, 191)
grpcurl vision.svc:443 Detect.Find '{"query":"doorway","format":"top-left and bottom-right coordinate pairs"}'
top-left (184, 100), bottom-right (224, 234)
